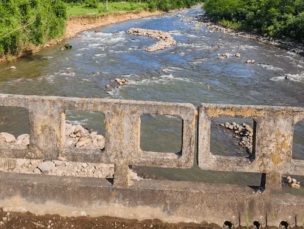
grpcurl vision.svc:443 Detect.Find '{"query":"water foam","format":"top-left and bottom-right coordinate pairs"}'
top-left (127, 74), bottom-right (199, 86)
top-left (258, 64), bottom-right (283, 71)
top-left (169, 30), bottom-right (184, 36)
top-left (78, 48), bottom-right (90, 51)
top-left (238, 45), bottom-right (258, 51)
top-left (55, 71), bottom-right (76, 77)
top-left (36, 75), bottom-right (55, 84)
top-left (106, 73), bottom-right (201, 98)
top-left (107, 87), bottom-right (122, 98)
top-left (66, 119), bottom-right (89, 126)
top-left (109, 50), bottom-right (127, 54)
top-left (94, 54), bottom-right (106, 57)
top-left (270, 76), bottom-right (285, 82)
top-left (270, 73), bottom-right (304, 82)
top-left (162, 67), bottom-right (184, 73)
top-left (41, 56), bottom-right (53, 60)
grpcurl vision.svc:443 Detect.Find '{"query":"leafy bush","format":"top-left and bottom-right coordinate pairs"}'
top-left (147, 0), bottom-right (200, 12)
top-left (0, 0), bottom-right (67, 56)
top-left (147, 0), bottom-right (156, 12)
top-left (203, 0), bottom-right (304, 43)
top-left (84, 0), bottom-right (98, 8)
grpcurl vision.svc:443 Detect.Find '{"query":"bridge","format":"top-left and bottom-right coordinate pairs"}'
top-left (0, 93), bottom-right (304, 227)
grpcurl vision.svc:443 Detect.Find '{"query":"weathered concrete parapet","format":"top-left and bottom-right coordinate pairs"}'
top-left (198, 103), bottom-right (304, 190)
top-left (28, 100), bottom-right (65, 159)
top-left (1, 94), bottom-right (304, 227)
top-left (0, 94), bottom-right (196, 188)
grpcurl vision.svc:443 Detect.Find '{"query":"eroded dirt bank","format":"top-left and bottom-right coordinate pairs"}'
top-left (64, 10), bottom-right (165, 40)
top-left (0, 10), bottom-right (165, 65)
top-left (0, 210), bottom-right (222, 229)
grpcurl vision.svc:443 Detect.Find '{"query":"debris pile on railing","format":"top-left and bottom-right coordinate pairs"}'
top-left (65, 123), bottom-right (105, 149)
top-left (0, 124), bottom-right (109, 177)
top-left (0, 158), bottom-right (114, 177)
top-left (0, 132), bottom-right (29, 145)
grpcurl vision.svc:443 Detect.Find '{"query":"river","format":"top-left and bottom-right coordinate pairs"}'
top-left (0, 5), bottom-right (304, 191)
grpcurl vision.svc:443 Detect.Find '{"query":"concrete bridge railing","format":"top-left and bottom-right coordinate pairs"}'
top-left (199, 104), bottom-right (304, 190)
top-left (1, 93), bottom-right (304, 227)
top-left (0, 94), bottom-right (196, 188)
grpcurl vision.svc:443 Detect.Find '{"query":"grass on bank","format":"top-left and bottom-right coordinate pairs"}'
top-left (67, 2), bottom-right (149, 16)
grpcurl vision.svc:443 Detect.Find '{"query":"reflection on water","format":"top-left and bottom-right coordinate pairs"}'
top-left (0, 107), bottom-right (30, 137)
top-left (140, 114), bottom-right (182, 153)
top-left (66, 110), bottom-right (105, 136)
top-left (0, 6), bottom-right (304, 190)
top-left (293, 121), bottom-right (304, 160)
top-left (211, 118), bottom-right (254, 157)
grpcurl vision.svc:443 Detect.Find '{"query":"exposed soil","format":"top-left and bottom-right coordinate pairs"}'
top-left (64, 10), bottom-right (165, 40)
top-left (0, 209), bottom-right (220, 229)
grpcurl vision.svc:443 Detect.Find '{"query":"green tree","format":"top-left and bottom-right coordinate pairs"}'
top-left (204, 0), bottom-right (304, 43)
top-left (84, 0), bottom-right (98, 8)
top-left (0, 0), bottom-right (67, 56)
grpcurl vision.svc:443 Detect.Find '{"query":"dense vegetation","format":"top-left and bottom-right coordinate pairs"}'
top-left (0, 0), bottom-right (200, 57)
top-left (146, 0), bottom-right (201, 12)
top-left (66, 1), bottom-right (148, 16)
top-left (64, 0), bottom-right (201, 13)
top-left (203, 0), bottom-right (304, 43)
top-left (0, 0), bottom-right (67, 56)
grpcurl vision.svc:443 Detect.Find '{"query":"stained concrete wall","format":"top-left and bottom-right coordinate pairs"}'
top-left (0, 94), bottom-right (304, 227)
top-left (198, 104), bottom-right (304, 189)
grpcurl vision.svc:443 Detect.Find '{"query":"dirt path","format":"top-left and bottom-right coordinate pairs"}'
top-left (0, 209), bottom-right (219, 229)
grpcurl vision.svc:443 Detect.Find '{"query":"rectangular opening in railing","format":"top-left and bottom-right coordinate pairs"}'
top-left (292, 120), bottom-right (304, 160)
top-left (0, 106), bottom-right (30, 160)
top-left (210, 117), bottom-right (256, 159)
top-left (0, 106), bottom-right (30, 147)
top-left (140, 114), bottom-right (182, 153)
top-left (65, 110), bottom-right (106, 151)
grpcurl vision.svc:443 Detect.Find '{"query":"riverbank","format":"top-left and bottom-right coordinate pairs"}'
top-left (0, 10), bottom-right (166, 65)
top-left (191, 14), bottom-right (304, 56)
top-left (0, 210), bottom-right (217, 229)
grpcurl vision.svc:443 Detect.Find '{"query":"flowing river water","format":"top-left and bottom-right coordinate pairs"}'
top-left (0, 5), bottom-right (304, 191)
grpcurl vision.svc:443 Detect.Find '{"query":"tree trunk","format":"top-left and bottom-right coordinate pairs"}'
top-left (106, 0), bottom-right (108, 11)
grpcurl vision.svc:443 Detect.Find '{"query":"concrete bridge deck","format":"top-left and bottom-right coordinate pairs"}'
top-left (0, 93), bottom-right (304, 228)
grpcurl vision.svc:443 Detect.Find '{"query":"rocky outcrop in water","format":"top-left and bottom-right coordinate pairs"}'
top-left (61, 43), bottom-right (73, 51)
top-left (8, 66), bottom-right (17, 70)
top-left (246, 60), bottom-right (255, 64)
top-left (115, 78), bottom-right (129, 86)
top-left (218, 53), bottom-right (241, 59)
top-left (221, 122), bottom-right (253, 154)
top-left (286, 176), bottom-right (301, 189)
top-left (126, 28), bottom-right (177, 52)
